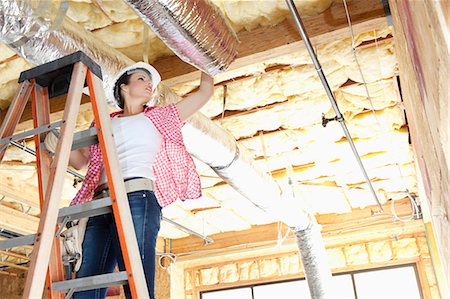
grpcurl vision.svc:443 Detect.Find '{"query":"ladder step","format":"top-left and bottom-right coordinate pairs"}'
top-left (18, 51), bottom-right (102, 99)
top-left (0, 234), bottom-right (36, 250)
top-left (51, 271), bottom-right (128, 292)
top-left (57, 197), bottom-right (112, 222)
top-left (0, 198), bottom-right (113, 250)
top-left (71, 126), bottom-right (98, 151)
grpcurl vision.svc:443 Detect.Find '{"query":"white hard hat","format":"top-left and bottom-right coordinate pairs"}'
top-left (108, 62), bottom-right (161, 107)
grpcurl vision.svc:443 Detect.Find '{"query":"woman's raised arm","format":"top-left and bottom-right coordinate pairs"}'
top-left (175, 72), bottom-right (214, 122)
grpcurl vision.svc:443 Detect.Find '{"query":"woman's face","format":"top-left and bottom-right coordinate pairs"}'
top-left (120, 71), bottom-right (153, 105)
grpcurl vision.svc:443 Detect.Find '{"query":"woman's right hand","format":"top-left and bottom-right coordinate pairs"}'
top-left (44, 129), bottom-right (90, 170)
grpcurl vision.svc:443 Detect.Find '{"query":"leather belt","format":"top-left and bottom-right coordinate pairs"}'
top-left (93, 178), bottom-right (154, 199)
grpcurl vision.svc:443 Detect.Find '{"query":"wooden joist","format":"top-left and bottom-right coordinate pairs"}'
top-left (0, 176), bottom-right (40, 209)
top-left (171, 198), bottom-right (424, 259)
top-left (0, 204), bottom-right (38, 235)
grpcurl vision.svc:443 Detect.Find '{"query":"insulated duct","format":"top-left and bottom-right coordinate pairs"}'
top-left (122, 0), bottom-right (239, 76)
top-left (0, 1), bottom-right (331, 296)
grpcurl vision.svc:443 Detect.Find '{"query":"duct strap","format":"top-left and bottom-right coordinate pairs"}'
top-left (212, 145), bottom-right (240, 171)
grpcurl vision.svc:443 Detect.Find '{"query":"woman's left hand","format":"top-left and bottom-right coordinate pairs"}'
top-left (176, 72), bottom-right (214, 121)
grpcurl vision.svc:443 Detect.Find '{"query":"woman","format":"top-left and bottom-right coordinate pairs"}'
top-left (67, 62), bottom-right (213, 299)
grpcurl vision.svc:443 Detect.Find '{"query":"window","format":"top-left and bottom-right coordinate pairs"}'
top-left (202, 287), bottom-right (252, 299)
top-left (353, 266), bottom-right (422, 298)
top-left (201, 265), bottom-right (422, 299)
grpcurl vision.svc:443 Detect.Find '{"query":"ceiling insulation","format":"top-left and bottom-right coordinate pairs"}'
top-left (0, 0), bottom-right (418, 245)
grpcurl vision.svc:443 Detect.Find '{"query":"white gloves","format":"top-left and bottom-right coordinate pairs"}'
top-left (43, 130), bottom-right (59, 153)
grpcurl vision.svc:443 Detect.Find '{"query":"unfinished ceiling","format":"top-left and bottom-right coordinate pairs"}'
top-left (0, 0), bottom-right (420, 269)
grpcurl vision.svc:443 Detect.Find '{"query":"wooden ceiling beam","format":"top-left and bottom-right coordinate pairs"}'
top-left (0, 260), bottom-right (29, 271)
top-left (0, 94), bottom-right (91, 136)
top-left (0, 177), bottom-right (40, 209)
top-left (170, 198), bottom-right (423, 258)
top-left (0, 204), bottom-right (38, 235)
top-left (0, 250), bottom-right (31, 261)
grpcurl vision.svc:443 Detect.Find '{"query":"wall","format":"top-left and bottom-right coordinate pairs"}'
top-left (0, 270), bottom-right (26, 299)
top-left (388, 0), bottom-right (450, 292)
top-left (182, 234), bottom-right (439, 299)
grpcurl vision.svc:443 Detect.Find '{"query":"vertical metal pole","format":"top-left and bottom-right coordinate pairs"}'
top-left (285, 0), bottom-right (384, 213)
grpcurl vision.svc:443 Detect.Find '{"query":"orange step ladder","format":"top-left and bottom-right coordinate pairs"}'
top-left (0, 51), bottom-right (150, 298)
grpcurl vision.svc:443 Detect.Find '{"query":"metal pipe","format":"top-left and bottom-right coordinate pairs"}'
top-left (162, 217), bottom-right (213, 244)
top-left (285, 0), bottom-right (384, 213)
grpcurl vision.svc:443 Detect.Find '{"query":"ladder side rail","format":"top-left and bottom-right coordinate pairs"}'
top-left (32, 84), bottom-right (65, 299)
top-left (22, 62), bottom-right (87, 299)
top-left (0, 80), bottom-right (33, 162)
top-left (87, 70), bottom-right (150, 299)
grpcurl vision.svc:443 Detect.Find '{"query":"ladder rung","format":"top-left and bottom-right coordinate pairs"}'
top-left (51, 271), bottom-right (128, 292)
top-left (0, 234), bottom-right (36, 250)
top-left (57, 197), bottom-right (112, 222)
top-left (0, 121), bottom-right (63, 146)
top-left (0, 198), bottom-right (113, 250)
top-left (71, 126), bottom-right (98, 150)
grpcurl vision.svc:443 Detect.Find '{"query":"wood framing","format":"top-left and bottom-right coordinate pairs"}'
top-left (171, 198), bottom-right (423, 259)
top-left (0, 176), bottom-right (40, 209)
top-left (183, 233), bottom-right (439, 299)
top-left (388, 0), bottom-right (450, 291)
top-left (0, 204), bottom-right (38, 235)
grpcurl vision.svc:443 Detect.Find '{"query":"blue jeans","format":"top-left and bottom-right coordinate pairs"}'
top-left (73, 190), bottom-right (161, 299)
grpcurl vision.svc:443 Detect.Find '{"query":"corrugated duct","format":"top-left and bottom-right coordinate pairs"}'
top-left (123, 0), bottom-right (239, 76)
top-left (0, 0), bottom-right (331, 296)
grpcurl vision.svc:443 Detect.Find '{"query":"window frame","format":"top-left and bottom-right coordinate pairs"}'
top-left (200, 264), bottom-right (423, 299)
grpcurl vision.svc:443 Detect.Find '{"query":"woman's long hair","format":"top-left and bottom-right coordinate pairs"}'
top-left (150, 82), bottom-right (182, 106)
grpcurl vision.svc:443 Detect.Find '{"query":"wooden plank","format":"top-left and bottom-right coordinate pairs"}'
top-left (389, 0), bottom-right (450, 289)
top-left (0, 250), bottom-right (31, 261)
top-left (0, 260), bottom-right (28, 271)
top-left (424, 222), bottom-right (449, 299)
top-left (0, 204), bottom-right (38, 235)
top-left (0, 94), bottom-right (91, 136)
top-left (0, 175), bottom-right (40, 209)
top-left (22, 62), bottom-right (87, 298)
top-left (171, 198), bottom-right (424, 258)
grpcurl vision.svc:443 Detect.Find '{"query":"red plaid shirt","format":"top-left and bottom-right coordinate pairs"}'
top-left (70, 104), bottom-right (202, 207)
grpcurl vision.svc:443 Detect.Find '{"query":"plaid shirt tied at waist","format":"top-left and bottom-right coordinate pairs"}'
top-left (70, 104), bottom-right (202, 207)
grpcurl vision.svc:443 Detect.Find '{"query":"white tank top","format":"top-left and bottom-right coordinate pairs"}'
top-left (98, 112), bottom-right (162, 185)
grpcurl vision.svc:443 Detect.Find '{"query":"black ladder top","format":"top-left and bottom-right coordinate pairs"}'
top-left (18, 51), bottom-right (103, 99)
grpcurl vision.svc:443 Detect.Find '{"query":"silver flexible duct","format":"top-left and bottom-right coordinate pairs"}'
top-left (293, 220), bottom-right (332, 298)
top-left (123, 0), bottom-right (239, 76)
top-left (0, 1), bottom-right (331, 296)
